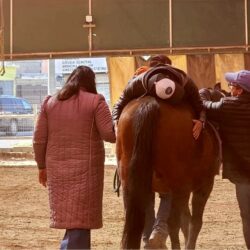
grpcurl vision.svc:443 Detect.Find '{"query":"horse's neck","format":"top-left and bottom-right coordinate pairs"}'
top-left (209, 89), bottom-right (225, 102)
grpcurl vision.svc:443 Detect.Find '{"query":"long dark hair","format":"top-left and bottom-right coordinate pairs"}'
top-left (57, 66), bottom-right (97, 100)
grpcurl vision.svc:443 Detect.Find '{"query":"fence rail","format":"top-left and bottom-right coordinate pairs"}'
top-left (0, 114), bottom-right (36, 119)
top-left (0, 113), bottom-right (36, 136)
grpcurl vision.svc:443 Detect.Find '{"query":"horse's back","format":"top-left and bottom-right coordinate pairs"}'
top-left (152, 100), bottom-right (195, 192)
top-left (117, 96), bottom-right (220, 193)
top-left (154, 100), bottom-right (219, 192)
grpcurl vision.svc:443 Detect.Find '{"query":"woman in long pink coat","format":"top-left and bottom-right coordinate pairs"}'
top-left (33, 66), bottom-right (116, 249)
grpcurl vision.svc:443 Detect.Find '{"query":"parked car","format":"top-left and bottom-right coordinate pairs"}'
top-left (0, 95), bottom-right (34, 136)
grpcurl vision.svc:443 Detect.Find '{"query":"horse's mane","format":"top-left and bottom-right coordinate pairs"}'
top-left (214, 82), bottom-right (230, 97)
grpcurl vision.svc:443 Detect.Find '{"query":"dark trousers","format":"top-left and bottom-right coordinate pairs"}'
top-left (236, 183), bottom-right (250, 249)
top-left (60, 229), bottom-right (91, 250)
top-left (143, 192), bottom-right (172, 240)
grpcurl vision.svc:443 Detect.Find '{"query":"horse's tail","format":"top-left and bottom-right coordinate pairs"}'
top-left (122, 97), bottom-right (160, 249)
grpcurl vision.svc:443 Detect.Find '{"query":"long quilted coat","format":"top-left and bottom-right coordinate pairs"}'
top-left (33, 90), bottom-right (116, 229)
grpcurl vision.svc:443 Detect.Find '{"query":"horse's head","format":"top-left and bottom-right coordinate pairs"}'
top-left (214, 82), bottom-right (230, 98)
top-left (199, 83), bottom-right (230, 102)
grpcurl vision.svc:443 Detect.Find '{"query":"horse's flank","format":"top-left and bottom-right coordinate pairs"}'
top-left (154, 100), bottom-right (219, 192)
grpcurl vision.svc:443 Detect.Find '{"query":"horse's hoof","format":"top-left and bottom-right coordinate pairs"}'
top-left (144, 232), bottom-right (167, 249)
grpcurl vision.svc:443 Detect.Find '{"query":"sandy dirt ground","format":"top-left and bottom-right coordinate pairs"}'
top-left (0, 165), bottom-right (246, 250)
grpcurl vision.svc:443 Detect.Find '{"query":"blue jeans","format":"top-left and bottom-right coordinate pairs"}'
top-left (143, 192), bottom-right (172, 240)
top-left (153, 193), bottom-right (172, 235)
top-left (60, 229), bottom-right (91, 250)
top-left (235, 183), bottom-right (250, 249)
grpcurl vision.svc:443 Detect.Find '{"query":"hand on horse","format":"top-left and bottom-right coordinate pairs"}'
top-left (38, 168), bottom-right (47, 188)
top-left (192, 119), bottom-right (203, 140)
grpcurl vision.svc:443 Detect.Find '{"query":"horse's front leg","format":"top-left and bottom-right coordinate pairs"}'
top-left (186, 178), bottom-right (214, 250)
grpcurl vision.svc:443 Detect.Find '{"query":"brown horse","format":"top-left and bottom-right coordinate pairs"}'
top-left (116, 96), bottom-right (220, 249)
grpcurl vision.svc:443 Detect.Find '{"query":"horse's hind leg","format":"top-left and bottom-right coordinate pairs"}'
top-left (168, 192), bottom-right (189, 250)
top-left (181, 195), bottom-right (191, 245)
top-left (142, 192), bottom-right (155, 244)
top-left (186, 178), bottom-right (214, 250)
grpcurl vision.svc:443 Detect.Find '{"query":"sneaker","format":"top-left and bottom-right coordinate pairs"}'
top-left (144, 231), bottom-right (167, 249)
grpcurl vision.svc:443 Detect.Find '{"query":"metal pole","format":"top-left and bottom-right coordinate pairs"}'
top-left (0, 0), bottom-right (5, 75)
top-left (169, 0), bottom-right (173, 54)
top-left (10, 0), bottom-right (13, 58)
top-left (88, 0), bottom-right (92, 56)
top-left (245, 0), bottom-right (248, 51)
top-left (88, 0), bottom-right (92, 17)
top-left (0, 0), bottom-right (3, 31)
top-left (3, 44), bottom-right (250, 59)
top-left (48, 59), bottom-right (56, 95)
